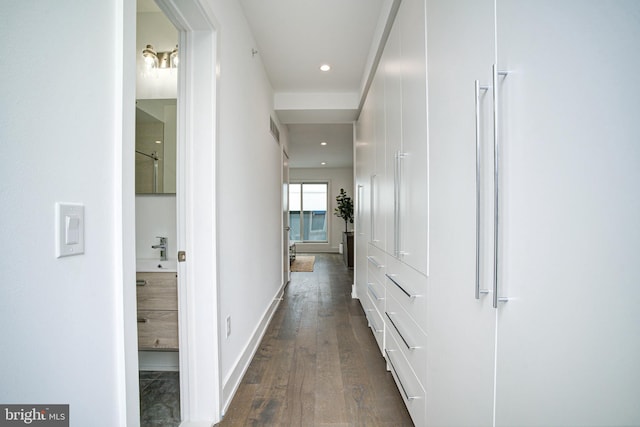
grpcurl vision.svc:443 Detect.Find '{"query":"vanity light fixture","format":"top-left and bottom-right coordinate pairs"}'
top-left (320, 64), bottom-right (331, 72)
top-left (142, 44), bottom-right (179, 69)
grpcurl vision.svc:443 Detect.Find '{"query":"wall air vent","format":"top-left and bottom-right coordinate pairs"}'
top-left (270, 116), bottom-right (280, 143)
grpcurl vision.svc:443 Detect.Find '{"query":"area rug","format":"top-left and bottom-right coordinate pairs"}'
top-left (291, 256), bottom-right (315, 272)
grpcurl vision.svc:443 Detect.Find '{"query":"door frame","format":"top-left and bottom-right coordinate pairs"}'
top-left (124, 0), bottom-right (222, 424)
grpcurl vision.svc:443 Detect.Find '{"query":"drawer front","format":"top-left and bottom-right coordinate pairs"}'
top-left (367, 243), bottom-right (386, 284)
top-left (385, 328), bottom-right (426, 427)
top-left (364, 304), bottom-right (384, 354)
top-left (136, 272), bottom-right (178, 310)
top-left (386, 292), bottom-right (427, 383)
top-left (366, 275), bottom-right (386, 315)
top-left (385, 256), bottom-right (427, 333)
top-left (137, 310), bottom-right (179, 350)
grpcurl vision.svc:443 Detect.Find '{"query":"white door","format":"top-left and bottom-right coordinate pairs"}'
top-left (397, 0), bottom-right (428, 275)
top-left (495, 1), bottom-right (640, 425)
top-left (426, 0), bottom-right (497, 425)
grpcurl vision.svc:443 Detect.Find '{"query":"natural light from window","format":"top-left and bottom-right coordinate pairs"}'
top-left (289, 183), bottom-right (328, 242)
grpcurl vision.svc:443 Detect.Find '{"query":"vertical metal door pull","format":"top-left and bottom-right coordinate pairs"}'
top-left (492, 65), bottom-right (509, 308)
top-left (475, 80), bottom-right (490, 300)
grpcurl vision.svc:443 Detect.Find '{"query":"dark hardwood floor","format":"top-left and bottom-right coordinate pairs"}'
top-left (217, 253), bottom-right (413, 426)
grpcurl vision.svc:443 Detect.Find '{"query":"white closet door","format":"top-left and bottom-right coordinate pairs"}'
top-left (495, 1), bottom-right (640, 425)
top-left (397, 0), bottom-right (428, 275)
top-left (426, 0), bottom-right (497, 425)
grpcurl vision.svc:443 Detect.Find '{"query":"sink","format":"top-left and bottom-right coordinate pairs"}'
top-left (137, 259), bottom-right (177, 272)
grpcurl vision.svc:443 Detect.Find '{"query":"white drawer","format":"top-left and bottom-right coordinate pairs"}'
top-left (366, 275), bottom-right (386, 315)
top-left (386, 292), bottom-right (427, 384)
top-left (385, 256), bottom-right (427, 333)
top-left (385, 327), bottom-right (426, 427)
top-left (363, 303), bottom-right (385, 354)
top-left (367, 243), bottom-right (386, 284)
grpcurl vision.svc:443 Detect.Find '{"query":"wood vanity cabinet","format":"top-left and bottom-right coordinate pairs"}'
top-left (136, 272), bottom-right (178, 350)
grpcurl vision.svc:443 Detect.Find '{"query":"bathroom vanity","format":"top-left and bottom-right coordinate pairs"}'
top-left (136, 271), bottom-right (178, 350)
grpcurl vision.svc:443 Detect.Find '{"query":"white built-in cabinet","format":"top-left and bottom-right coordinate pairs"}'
top-left (355, 0), bottom-right (640, 426)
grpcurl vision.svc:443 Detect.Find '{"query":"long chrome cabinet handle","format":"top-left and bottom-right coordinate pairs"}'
top-left (370, 174), bottom-right (377, 241)
top-left (385, 349), bottom-right (419, 401)
top-left (385, 273), bottom-right (418, 299)
top-left (386, 312), bottom-right (418, 350)
top-left (393, 151), bottom-right (400, 257)
top-left (357, 184), bottom-right (364, 235)
top-left (475, 80), bottom-right (489, 300)
top-left (367, 256), bottom-right (384, 269)
top-left (393, 151), bottom-right (407, 257)
top-left (492, 64), bottom-right (509, 308)
top-left (367, 283), bottom-right (384, 301)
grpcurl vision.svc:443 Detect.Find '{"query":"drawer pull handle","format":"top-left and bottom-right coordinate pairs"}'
top-left (367, 313), bottom-right (383, 334)
top-left (136, 280), bottom-right (147, 286)
top-left (385, 274), bottom-right (418, 299)
top-left (367, 283), bottom-right (384, 301)
top-left (386, 312), bottom-right (418, 350)
top-left (367, 256), bottom-right (384, 269)
top-left (385, 349), bottom-right (419, 401)
top-left (137, 318), bottom-right (149, 323)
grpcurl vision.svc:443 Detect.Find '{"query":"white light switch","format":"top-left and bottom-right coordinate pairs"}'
top-left (56, 203), bottom-right (84, 258)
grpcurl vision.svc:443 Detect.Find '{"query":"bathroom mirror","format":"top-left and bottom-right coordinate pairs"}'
top-left (135, 98), bottom-right (177, 194)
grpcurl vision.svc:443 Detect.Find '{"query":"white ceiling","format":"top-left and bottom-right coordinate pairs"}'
top-left (140, 0), bottom-right (395, 169)
top-left (239, 0), bottom-right (394, 169)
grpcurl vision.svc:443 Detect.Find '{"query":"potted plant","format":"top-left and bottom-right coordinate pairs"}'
top-left (334, 188), bottom-right (354, 267)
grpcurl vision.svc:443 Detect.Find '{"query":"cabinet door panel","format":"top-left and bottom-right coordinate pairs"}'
top-left (398, 0), bottom-right (428, 275)
top-left (426, 0), bottom-right (496, 425)
top-left (495, 1), bottom-right (640, 425)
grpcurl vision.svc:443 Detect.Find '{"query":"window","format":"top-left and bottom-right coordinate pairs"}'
top-left (289, 183), bottom-right (328, 242)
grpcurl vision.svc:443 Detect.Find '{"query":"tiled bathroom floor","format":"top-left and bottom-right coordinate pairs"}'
top-left (139, 371), bottom-right (180, 427)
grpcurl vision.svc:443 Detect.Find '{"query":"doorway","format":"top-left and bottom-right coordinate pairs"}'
top-left (126, 0), bottom-right (222, 424)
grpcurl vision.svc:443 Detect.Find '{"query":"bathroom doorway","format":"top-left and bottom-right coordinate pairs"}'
top-left (128, 0), bottom-right (222, 424)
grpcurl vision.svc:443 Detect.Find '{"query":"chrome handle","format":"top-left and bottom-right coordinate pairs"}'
top-left (357, 184), bottom-right (364, 235)
top-left (475, 80), bottom-right (489, 300)
top-left (137, 318), bottom-right (149, 323)
top-left (385, 273), bottom-right (418, 299)
top-left (393, 151), bottom-right (405, 257)
top-left (136, 280), bottom-right (147, 286)
top-left (370, 174), bottom-right (376, 241)
top-left (365, 310), bottom-right (383, 333)
top-left (367, 256), bottom-right (383, 269)
top-left (492, 65), bottom-right (508, 308)
top-left (386, 312), bottom-right (418, 350)
top-left (385, 349), bottom-right (419, 401)
top-left (367, 283), bottom-right (383, 301)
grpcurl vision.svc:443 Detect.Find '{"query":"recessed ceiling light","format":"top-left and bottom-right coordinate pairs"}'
top-left (320, 64), bottom-right (331, 72)
top-left (155, 140), bottom-right (162, 144)
top-left (321, 162), bottom-right (327, 165)
top-left (320, 141), bottom-right (327, 146)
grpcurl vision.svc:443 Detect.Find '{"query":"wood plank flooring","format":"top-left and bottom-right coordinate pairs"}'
top-left (216, 253), bottom-right (413, 426)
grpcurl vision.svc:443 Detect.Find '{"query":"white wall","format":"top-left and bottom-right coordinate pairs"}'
top-left (0, 1), bottom-right (132, 425)
top-left (208, 0), bottom-right (288, 410)
top-left (290, 167), bottom-right (354, 252)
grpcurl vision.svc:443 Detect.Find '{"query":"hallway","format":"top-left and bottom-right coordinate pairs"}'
top-left (217, 254), bottom-right (413, 426)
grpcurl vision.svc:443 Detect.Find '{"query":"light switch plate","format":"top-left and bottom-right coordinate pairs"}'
top-left (56, 202), bottom-right (85, 258)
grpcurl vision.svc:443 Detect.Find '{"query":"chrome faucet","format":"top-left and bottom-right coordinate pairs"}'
top-left (151, 236), bottom-right (168, 261)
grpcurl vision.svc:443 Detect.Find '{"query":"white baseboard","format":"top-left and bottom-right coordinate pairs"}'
top-left (221, 283), bottom-right (285, 415)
